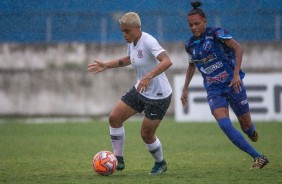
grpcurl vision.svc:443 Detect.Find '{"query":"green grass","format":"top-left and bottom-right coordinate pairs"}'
top-left (0, 118), bottom-right (282, 184)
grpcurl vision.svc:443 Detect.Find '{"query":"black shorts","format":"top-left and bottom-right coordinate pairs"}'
top-left (121, 87), bottom-right (172, 120)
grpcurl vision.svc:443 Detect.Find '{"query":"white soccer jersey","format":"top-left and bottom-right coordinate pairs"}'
top-left (127, 32), bottom-right (172, 99)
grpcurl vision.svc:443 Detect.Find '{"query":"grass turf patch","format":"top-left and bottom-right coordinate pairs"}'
top-left (0, 118), bottom-right (281, 184)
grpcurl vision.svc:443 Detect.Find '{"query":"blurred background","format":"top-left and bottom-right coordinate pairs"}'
top-left (0, 0), bottom-right (281, 120)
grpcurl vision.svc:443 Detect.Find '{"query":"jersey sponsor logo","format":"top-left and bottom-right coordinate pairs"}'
top-left (137, 49), bottom-right (143, 58)
top-left (206, 71), bottom-right (229, 83)
top-left (194, 53), bottom-right (217, 64)
top-left (201, 62), bottom-right (223, 74)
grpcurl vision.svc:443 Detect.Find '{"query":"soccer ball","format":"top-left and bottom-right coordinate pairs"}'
top-left (92, 151), bottom-right (117, 176)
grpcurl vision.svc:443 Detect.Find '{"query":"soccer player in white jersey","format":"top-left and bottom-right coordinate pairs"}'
top-left (87, 12), bottom-right (172, 175)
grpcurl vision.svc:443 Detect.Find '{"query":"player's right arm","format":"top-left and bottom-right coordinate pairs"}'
top-left (181, 62), bottom-right (196, 107)
top-left (87, 56), bottom-right (131, 74)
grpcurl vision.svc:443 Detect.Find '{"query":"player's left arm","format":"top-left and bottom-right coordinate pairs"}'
top-left (224, 38), bottom-right (243, 92)
top-left (137, 51), bottom-right (172, 93)
top-left (146, 51), bottom-right (172, 79)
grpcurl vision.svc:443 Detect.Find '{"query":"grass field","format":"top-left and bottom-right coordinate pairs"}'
top-left (0, 118), bottom-right (281, 184)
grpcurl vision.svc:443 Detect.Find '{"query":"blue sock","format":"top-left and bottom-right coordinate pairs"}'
top-left (217, 117), bottom-right (261, 158)
top-left (243, 122), bottom-right (255, 136)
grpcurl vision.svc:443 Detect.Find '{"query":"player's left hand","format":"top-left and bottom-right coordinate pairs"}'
top-left (229, 74), bottom-right (242, 93)
top-left (137, 77), bottom-right (151, 93)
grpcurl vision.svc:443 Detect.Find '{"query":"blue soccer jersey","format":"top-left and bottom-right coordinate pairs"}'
top-left (185, 27), bottom-right (245, 94)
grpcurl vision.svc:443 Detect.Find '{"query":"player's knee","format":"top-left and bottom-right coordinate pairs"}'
top-left (141, 132), bottom-right (153, 144)
top-left (109, 112), bottom-right (121, 128)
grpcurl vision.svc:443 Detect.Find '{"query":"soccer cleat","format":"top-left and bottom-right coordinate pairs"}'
top-left (251, 155), bottom-right (269, 169)
top-left (116, 156), bottom-right (125, 171)
top-left (248, 130), bottom-right (258, 142)
top-left (149, 160), bottom-right (167, 175)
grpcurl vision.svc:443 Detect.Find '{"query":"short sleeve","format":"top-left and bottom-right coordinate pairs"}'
top-left (144, 35), bottom-right (165, 58)
top-left (185, 40), bottom-right (194, 63)
top-left (188, 54), bottom-right (194, 63)
top-left (214, 28), bottom-right (233, 41)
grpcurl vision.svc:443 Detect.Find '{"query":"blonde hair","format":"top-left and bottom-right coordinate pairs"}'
top-left (119, 12), bottom-right (141, 27)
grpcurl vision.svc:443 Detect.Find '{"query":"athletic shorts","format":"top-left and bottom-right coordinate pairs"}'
top-left (207, 84), bottom-right (249, 116)
top-left (121, 86), bottom-right (172, 120)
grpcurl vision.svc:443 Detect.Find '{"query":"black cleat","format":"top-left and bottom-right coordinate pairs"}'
top-left (116, 156), bottom-right (125, 171)
top-left (149, 160), bottom-right (167, 175)
top-left (248, 130), bottom-right (258, 142)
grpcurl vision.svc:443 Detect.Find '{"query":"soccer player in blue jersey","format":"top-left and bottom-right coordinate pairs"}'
top-left (181, 1), bottom-right (269, 169)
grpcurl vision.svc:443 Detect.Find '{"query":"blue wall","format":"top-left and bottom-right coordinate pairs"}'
top-left (0, 0), bottom-right (282, 43)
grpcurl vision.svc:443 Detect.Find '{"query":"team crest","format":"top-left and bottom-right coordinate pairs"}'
top-left (137, 49), bottom-right (143, 58)
top-left (203, 41), bottom-right (211, 51)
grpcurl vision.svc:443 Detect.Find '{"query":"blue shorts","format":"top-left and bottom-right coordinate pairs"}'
top-left (207, 84), bottom-right (249, 116)
top-left (121, 87), bottom-right (172, 120)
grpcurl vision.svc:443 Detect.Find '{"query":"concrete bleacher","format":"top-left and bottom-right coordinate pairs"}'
top-left (0, 0), bottom-right (281, 43)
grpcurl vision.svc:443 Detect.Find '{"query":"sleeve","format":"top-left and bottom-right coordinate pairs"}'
top-left (127, 44), bottom-right (131, 56)
top-left (188, 54), bottom-right (194, 63)
top-left (214, 27), bottom-right (233, 42)
top-left (144, 35), bottom-right (165, 58)
top-left (185, 41), bottom-right (194, 63)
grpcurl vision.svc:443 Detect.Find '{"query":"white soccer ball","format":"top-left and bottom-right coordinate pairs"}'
top-left (92, 151), bottom-right (117, 176)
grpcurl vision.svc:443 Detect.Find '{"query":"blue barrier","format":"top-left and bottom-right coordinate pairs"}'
top-left (0, 0), bottom-right (281, 43)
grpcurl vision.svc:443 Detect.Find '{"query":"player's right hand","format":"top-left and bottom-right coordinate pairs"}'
top-left (87, 59), bottom-right (106, 74)
top-left (181, 89), bottom-right (188, 108)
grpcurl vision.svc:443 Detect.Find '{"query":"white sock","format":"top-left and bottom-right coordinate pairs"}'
top-left (146, 137), bottom-right (163, 163)
top-left (109, 126), bottom-right (125, 157)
